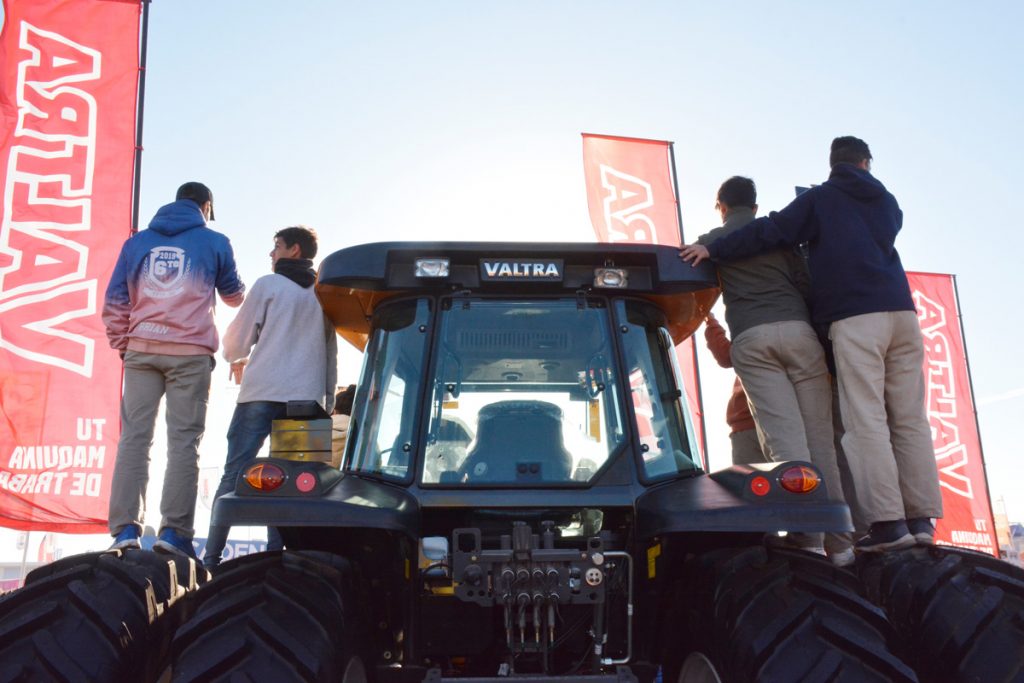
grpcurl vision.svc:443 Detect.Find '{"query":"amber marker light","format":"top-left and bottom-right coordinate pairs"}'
top-left (779, 466), bottom-right (820, 494)
top-left (244, 463), bottom-right (286, 491)
top-left (750, 476), bottom-right (771, 496)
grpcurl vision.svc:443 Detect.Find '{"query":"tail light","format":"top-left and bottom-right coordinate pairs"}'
top-left (779, 466), bottom-right (820, 494)
top-left (750, 476), bottom-right (771, 496)
top-left (244, 463), bottom-right (286, 491)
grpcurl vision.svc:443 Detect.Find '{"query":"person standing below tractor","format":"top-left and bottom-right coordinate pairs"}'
top-left (680, 136), bottom-right (943, 553)
top-left (202, 226), bottom-right (337, 570)
top-left (693, 176), bottom-right (852, 565)
top-left (702, 312), bottom-right (767, 465)
top-left (103, 182), bottom-right (246, 557)
top-left (331, 384), bottom-right (356, 468)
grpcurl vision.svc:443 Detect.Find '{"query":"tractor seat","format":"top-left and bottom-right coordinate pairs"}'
top-left (459, 401), bottom-right (573, 483)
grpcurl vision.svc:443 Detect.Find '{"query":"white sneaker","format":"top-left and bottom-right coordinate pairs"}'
top-left (829, 548), bottom-right (856, 568)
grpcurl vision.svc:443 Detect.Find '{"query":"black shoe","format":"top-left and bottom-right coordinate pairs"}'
top-left (907, 517), bottom-right (935, 545)
top-left (854, 520), bottom-right (916, 554)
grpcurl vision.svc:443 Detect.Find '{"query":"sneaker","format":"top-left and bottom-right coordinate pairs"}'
top-left (907, 517), bottom-right (936, 544)
top-left (110, 526), bottom-right (140, 550)
top-left (854, 520), bottom-right (916, 554)
top-left (154, 528), bottom-right (198, 559)
top-left (782, 532), bottom-right (826, 555)
top-left (829, 548), bottom-right (856, 568)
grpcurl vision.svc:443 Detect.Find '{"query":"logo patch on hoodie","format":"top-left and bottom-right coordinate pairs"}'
top-left (142, 246), bottom-right (191, 298)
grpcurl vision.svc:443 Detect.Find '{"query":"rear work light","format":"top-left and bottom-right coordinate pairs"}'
top-left (779, 465), bottom-right (820, 494)
top-left (244, 463), bottom-right (286, 491)
top-left (415, 258), bottom-right (450, 278)
top-left (593, 267), bottom-right (629, 288)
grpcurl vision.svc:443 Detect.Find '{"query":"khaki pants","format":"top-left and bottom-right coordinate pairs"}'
top-left (729, 428), bottom-right (768, 465)
top-left (108, 351), bottom-right (213, 538)
top-left (831, 379), bottom-right (869, 536)
top-left (829, 311), bottom-right (943, 525)
top-left (731, 320), bottom-right (850, 554)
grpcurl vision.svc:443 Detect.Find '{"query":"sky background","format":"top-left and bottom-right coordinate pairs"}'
top-left (4, 1), bottom-right (1024, 561)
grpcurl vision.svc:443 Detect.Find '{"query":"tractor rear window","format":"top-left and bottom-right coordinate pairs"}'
top-left (422, 298), bottom-right (625, 486)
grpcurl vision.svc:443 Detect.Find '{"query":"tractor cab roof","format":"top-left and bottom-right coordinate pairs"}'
top-left (316, 241), bottom-right (720, 349)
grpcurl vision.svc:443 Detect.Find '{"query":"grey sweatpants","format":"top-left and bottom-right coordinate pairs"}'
top-left (108, 351), bottom-right (213, 538)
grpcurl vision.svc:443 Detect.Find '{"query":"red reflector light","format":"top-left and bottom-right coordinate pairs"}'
top-left (244, 463), bottom-right (286, 491)
top-left (295, 471), bottom-right (316, 493)
top-left (779, 466), bottom-right (820, 494)
top-left (750, 476), bottom-right (771, 496)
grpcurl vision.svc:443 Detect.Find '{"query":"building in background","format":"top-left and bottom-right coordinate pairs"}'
top-left (994, 498), bottom-right (1024, 566)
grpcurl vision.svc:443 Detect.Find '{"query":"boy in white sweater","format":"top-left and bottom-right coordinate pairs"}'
top-left (203, 226), bottom-right (337, 569)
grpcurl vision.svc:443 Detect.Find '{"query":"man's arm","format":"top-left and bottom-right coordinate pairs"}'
top-left (216, 238), bottom-right (246, 308)
top-left (101, 244), bottom-right (132, 352)
top-left (703, 313), bottom-right (733, 368)
top-left (222, 279), bottom-right (267, 363)
top-left (681, 191), bottom-right (820, 266)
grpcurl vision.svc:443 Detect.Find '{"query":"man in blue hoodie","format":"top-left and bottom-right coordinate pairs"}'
top-left (103, 182), bottom-right (245, 558)
top-left (680, 137), bottom-right (942, 553)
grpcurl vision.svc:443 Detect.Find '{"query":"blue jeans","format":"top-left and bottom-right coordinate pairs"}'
top-left (204, 401), bottom-right (286, 567)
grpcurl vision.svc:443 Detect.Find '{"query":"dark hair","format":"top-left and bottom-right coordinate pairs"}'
top-left (176, 181), bottom-right (215, 220)
top-left (717, 176), bottom-right (756, 209)
top-left (334, 384), bottom-right (356, 415)
top-left (830, 136), bottom-right (872, 167)
top-left (275, 225), bottom-right (318, 259)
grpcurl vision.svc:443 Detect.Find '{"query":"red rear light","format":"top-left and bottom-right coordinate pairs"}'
top-left (295, 471), bottom-right (317, 493)
top-left (244, 463), bottom-right (286, 491)
top-left (779, 466), bottom-right (820, 494)
top-left (750, 476), bottom-right (771, 496)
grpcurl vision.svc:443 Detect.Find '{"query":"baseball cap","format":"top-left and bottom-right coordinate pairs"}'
top-left (176, 181), bottom-right (215, 220)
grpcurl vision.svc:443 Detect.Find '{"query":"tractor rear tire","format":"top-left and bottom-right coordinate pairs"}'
top-left (664, 544), bottom-right (917, 683)
top-left (170, 550), bottom-right (366, 683)
top-left (858, 545), bottom-right (1024, 683)
top-left (0, 549), bottom-right (203, 683)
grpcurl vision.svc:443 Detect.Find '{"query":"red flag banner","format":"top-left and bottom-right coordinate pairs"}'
top-left (0, 0), bottom-right (140, 532)
top-left (581, 133), bottom-right (706, 463)
top-left (908, 272), bottom-right (996, 555)
top-left (581, 134), bottom-right (682, 246)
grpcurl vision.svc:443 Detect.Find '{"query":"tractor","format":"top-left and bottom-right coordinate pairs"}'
top-left (2, 241), bottom-right (1022, 683)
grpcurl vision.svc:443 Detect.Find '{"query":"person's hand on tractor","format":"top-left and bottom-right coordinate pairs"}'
top-left (679, 243), bottom-right (710, 266)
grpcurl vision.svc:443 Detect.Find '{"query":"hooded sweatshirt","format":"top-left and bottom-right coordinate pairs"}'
top-left (705, 164), bottom-right (914, 325)
top-left (102, 200), bottom-right (245, 355)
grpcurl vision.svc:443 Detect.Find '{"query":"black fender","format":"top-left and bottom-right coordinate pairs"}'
top-left (637, 462), bottom-right (852, 540)
top-left (214, 463), bottom-right (420, 539)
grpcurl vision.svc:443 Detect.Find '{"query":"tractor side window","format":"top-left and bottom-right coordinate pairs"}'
top-left (347, 298), bottom-right (430, 480)
top-left (614, 299), bottom-right (700, 480)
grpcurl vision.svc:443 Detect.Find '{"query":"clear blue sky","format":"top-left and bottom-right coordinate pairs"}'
top-left (6, 1), bottom-right (1024, 558)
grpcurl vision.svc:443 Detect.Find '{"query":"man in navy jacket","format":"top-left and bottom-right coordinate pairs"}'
top-left (680, 137), bottom-right (942, 552)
